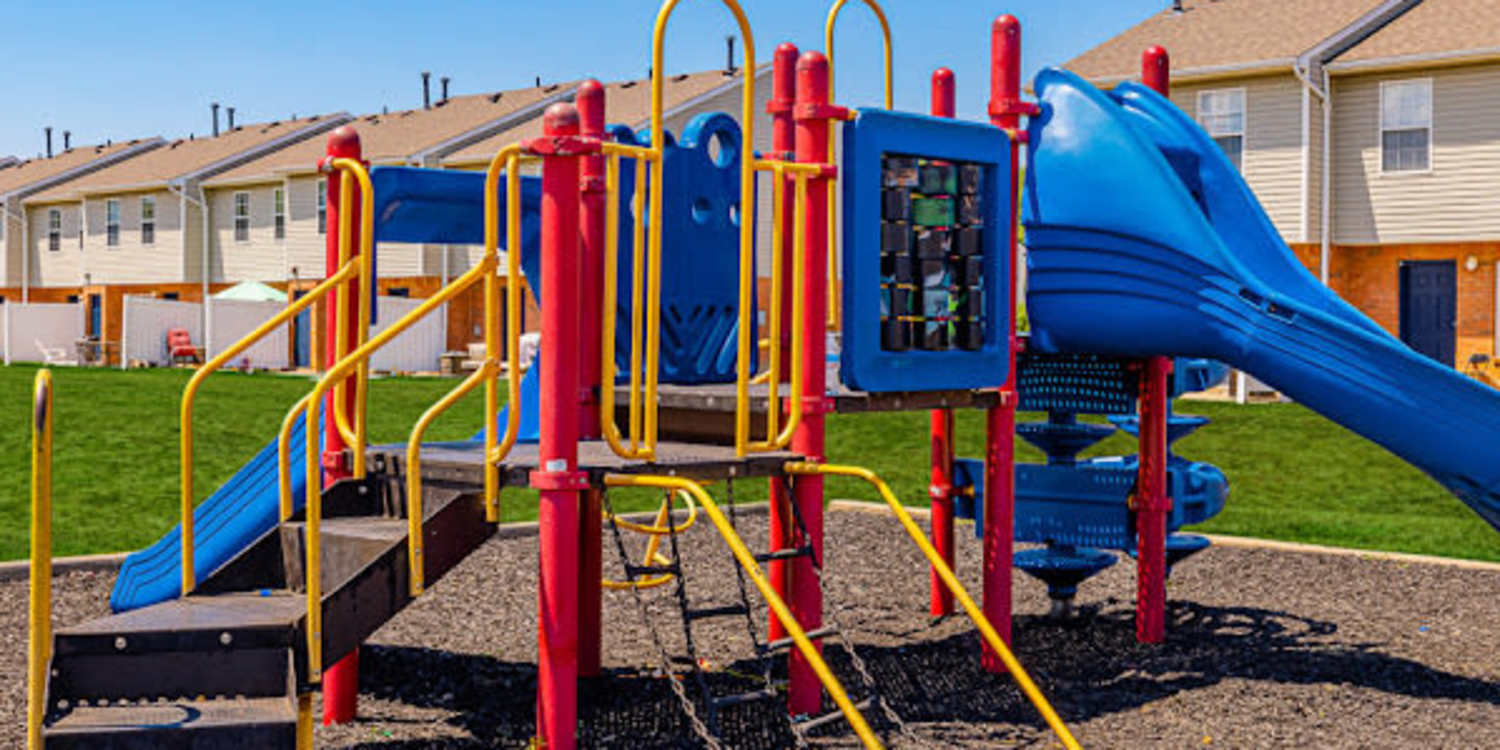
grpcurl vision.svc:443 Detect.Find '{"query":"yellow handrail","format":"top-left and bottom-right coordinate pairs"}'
top-left (402, 144), bottom-right (525, 596)
top-left (27, 369), bottom-right (53, 750)
top-left (825, 0), bottom-right (893, 330)
top-left (179, 158), bottom-right (372, 596)
top-left (603, 473), bottom-right (881, 749)
top-left (782, 462), bottom-right (1084, 750)
top-left (737, 163), bottom-right (812, 454)
top-left (296, 255), bottom-right (493, 680)
top-left (599, 142), bottom-right (660, 459)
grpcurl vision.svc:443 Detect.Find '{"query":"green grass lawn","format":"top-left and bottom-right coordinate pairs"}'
top-left (1, 363), bottom-right (1497, 563)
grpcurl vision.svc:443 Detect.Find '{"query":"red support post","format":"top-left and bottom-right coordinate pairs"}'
top-left (1137, 46), bottom-right (1173, 645)
top-left (576, 79), bottom-right (606, 680)
top-left (766, 41), bottom-right (798, 645)
top-left (321, 125), bottom-right (363, 724)
top-left (529, 103), bottom-right (589, 750)
top-left (788, 49), bottom-right (839, 717)
top-left (928, 66), bottom-right (957, 618)
top-left (982, 14), bottom-right (1029, 671)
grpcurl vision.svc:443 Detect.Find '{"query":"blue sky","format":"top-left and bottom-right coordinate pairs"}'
top-left (0, 0), bottom-right (1163, 159)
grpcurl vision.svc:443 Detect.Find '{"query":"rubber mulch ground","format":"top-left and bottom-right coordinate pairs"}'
top-left (3, 505), bottom-right (1498, 748)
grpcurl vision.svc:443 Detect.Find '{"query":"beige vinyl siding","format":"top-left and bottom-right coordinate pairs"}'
top-left (1332, 62), bottom-right (1500, 244)
top-left (30, 202), bottom-right (83, 286)
top-left (181, 196), bottom-right (205, 283)
top-left (284, 175), bottom-right (325, 277)
top-left (79, 190), bottom-right (183, 283)
top-left (212, 186), bottom-right (285, 282)
top-left (3, 200), bottom-right (21, 285)
top-left (1173, 74), bottom-right (1306, 242)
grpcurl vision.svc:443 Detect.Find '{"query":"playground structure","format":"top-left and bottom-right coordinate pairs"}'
top-left (23, 2), bottom-right (1500, 749)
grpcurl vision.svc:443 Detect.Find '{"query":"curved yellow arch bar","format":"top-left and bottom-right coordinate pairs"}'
top-left (824, 0), bottom-right (893, 329)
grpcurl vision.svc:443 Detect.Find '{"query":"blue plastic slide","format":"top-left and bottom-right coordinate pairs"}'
top-left (111, 420), bottom-right (313, 610)
top-left (1022, 68), bottom-right (1500, 533)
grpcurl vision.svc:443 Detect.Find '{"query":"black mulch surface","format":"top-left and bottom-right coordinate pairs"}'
top-left (3, 506), bottom-right (1498, 748)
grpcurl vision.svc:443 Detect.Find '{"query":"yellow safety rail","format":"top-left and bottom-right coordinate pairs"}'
top-left (604, 473), bottom-right (881, 749)
top-left (179, 158), bottom-right (373, 596)
top-left (284, 146), bottom-right (527, 673)
top-left (599, 0), bottom-right (759, 461)
top-left (736, 162), bottom-right (814, 455)
top-left (783, 462), bottom-right (1084, 750)
top-left (27, 369), bottom-right (53, 750)
top-left (402, 144), bottom-right (525, 596)
top-left (600, 489), bottom-right (698, 590)
top-left (825, 0), bottom-right (893, 329)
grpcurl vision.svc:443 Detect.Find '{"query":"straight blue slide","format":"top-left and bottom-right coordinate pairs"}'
top-left (1022, 68), bottom-right (1500, 533)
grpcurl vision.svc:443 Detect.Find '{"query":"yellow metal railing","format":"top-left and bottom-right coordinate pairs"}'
top-left (783, 462), bottom-right (1084, 750)
top-left (600, 489), bottom-right (698, 590)
top-left (825, 0), bottom-right (893, 329)
top-left (27, 369), bottom-right (53, 750)
top-left (604, 473), bottom-right (881, 749)
top-left (179, 158), bottom-right (373, 596)
top-left (281, 146), bottom-right (527, 675)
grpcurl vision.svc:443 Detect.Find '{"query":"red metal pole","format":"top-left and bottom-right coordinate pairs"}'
top-left (320, 125), bottom-right (362, 724)
top-left (1137, 46), bottom-right (1173, 645)
top-left (788, 50), bottom-right (838, 717)
top-left (766, 41), bottom-right (798, 645)
top-left (575, 79), bottom-right (606, 680)
top-left (982, 14), bottom-right (1028, 671)
top-left (530, 103), bottom-right (588, 750)
top-left (928, 66), bottom-right (957, 619)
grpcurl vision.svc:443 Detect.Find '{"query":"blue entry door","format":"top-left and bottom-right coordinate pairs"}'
top-left (1399, 260), bottom-right (1457, 367)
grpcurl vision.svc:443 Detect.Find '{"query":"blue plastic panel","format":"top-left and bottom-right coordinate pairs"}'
top-left (840, 109), bottom-right (1011, 392)
top-left (610, 114), bottom-right (752, 384)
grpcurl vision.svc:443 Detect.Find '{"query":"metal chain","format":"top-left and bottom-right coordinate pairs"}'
top-left (602, 489), bottom-right (722, 749)
top-left (663, 488), bottom-right (723, 734)
top-left (781, 476), bottom-right (938, 749)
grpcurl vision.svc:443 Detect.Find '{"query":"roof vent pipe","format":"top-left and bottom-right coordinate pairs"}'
top-left (535, 76), bottom-right (541, 87)
top-left (63, 131), bottom-right (71, 150)
top-left (441, 76), bottom-right (450, 103)
top-left (726, 36), bottom-right (736, 73)
top-left (422, 71), bottom-right (432, 109)
top-left (211, 103), bottom-right (221, 136)
top-left (1171, 0), bottom-right (1184, 12)
top-left (227, 107), bottom-right (236, 131)
top-left (44, 127), bottom-right (52, 158)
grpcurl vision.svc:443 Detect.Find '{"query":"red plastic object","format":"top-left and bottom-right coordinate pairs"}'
top-left (981, 14), bottom-right (1025, 673)
top-left (928, 66), bottom-right (958, 618)
top-left (1136, 48), bottom-right (1172, 645)
top-left (1143, 45), bottom-right (1171, 99)
top-left (575, 79), bottom-right (606, 680)
top-left (786, 49), bottom-right (833, 718)
top-left (766, 41), bottom-right (799, 646)
top-left (321, 125), bottom-right (363, 725)
top-left (533, 102), bottom-right (585, 750)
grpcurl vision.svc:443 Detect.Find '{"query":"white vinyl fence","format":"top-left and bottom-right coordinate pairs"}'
top-left (208, 299), bottom-right (289, 370)
top-left (120, 295), bottom-right (202, 367)
top-left (369, 295), bottom-right (444, 373)
top-left (3, 302), bottom-right (84, 365)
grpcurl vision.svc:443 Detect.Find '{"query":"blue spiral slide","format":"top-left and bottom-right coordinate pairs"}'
top-left (1022, 68), bottom-right (1500, 534)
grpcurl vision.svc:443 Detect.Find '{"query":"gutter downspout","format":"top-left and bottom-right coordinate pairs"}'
top-left (171, 179), bottom-right (210, 354)
top-left (1293, 59), bottom-right (1331, 284)
top-left (1321, 68), bottom-right (1332, 288)
top-left (200, 183), bottom-right (211, 357)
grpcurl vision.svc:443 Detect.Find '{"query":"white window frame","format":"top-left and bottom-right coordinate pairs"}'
top-left (47, 209), bottom-right (61, 252)
top-left (273, 187), bottom-right (286, 240)
top-left (316, 181), bottom-right (327, 234)
top-left (1196, 87), bottom-right (1246, 172)
top-left (140, 196), bottom-right (155, 245)
top-left (233, 191), bottom-right (250, 242)
top-left (105, 198), bottom-right (120, 247)
top-left (1379, 78), bottom-right (1433, 175)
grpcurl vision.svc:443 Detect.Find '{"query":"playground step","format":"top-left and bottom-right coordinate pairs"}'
top-left (682, 603), bottom-right (750, 622)
top-left (793, 696), bottom-right (877, 733)
top-left (758, 624), bottom-right (840, 655)
top-left (709, 686), bottom-right (780, 710)
top-left (753, 544), bottom-right (814, 563)
top-left (280, 517), bottom-right (410, 595)
top-left (44, 695), bottom-right (298, 749)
